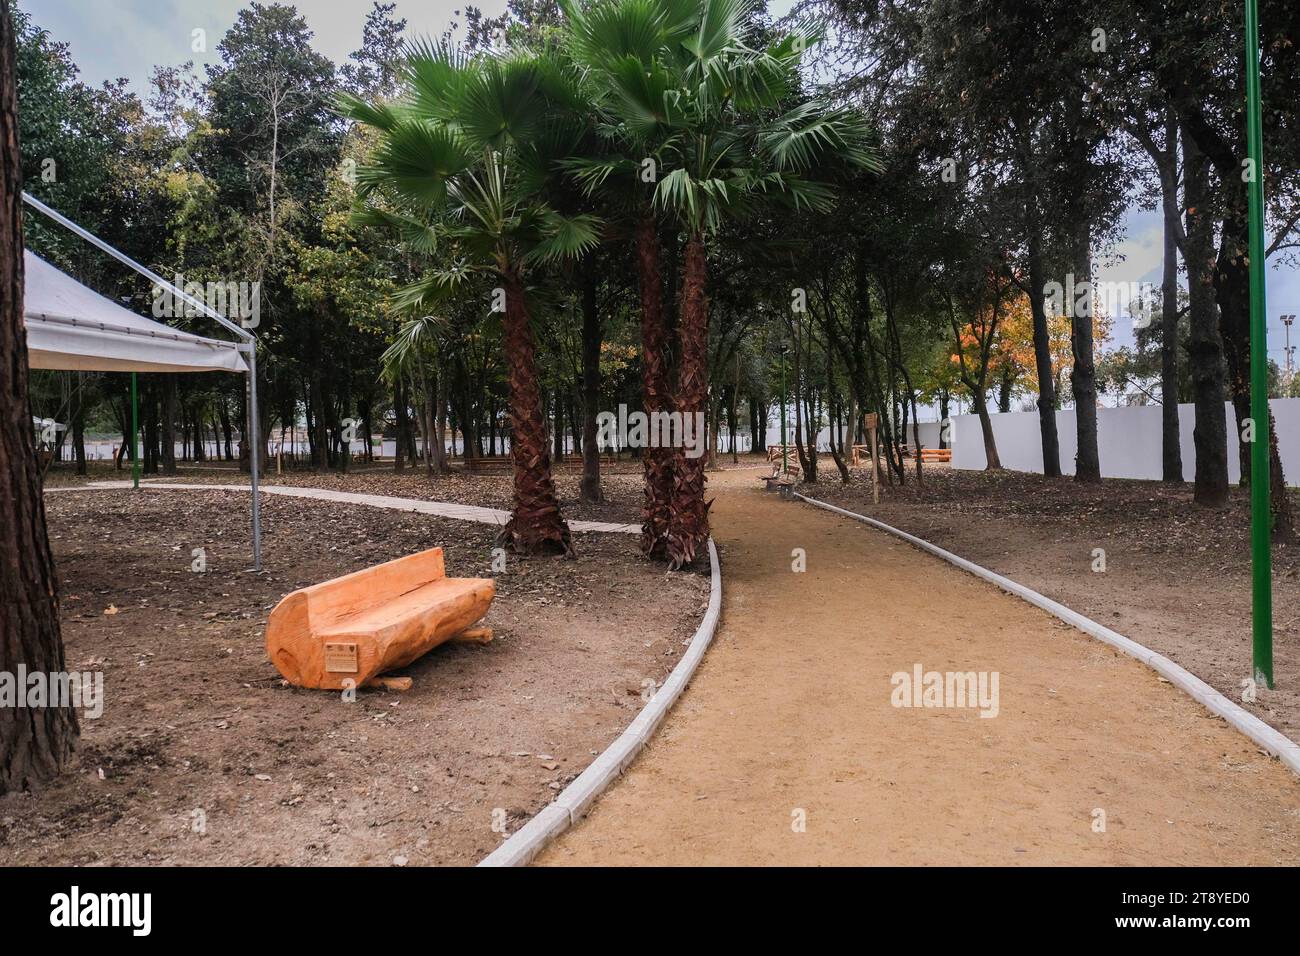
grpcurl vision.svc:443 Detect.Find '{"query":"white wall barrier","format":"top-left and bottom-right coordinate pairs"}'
top-left (951, 398), bottom-right (1300, 484)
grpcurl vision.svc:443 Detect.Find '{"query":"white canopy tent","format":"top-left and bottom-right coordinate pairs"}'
top-left (24, 250), bottom-right (248, 374)
top-left (23, 192), bottom-right (263, 569)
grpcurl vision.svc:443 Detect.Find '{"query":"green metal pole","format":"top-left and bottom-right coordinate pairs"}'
top-left (130, 372), bottom-right (140, 490)
top-left (780, 348), bottom-right (788, 475)
top-left (1245, 0), bottom-right (1273, 688)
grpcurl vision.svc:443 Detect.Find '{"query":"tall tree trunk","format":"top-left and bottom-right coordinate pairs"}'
top-left (974, 385), bottom-right (1001, 469)
top-left (1181, 132), bottom-right (1230, 507)
top-left (1, 0), bottom-right (78, 792)
top-left (730, 351), bottom-right (740, 465)
top-left (393, 378), bottom-right (408, 472)
top-left (500, 270), bottom-right (572, 555)
top-left (997, 366), bottom-right (1013, 414)
top-left (433, 372), bottom-right (449, 473)
top-left (218, 398), bottom-right (233, 461)
top-left (791, 315), bottom-right (812, 480)
top-left (579, 261), bottom-right (603, 502)
top-left (143, 390), bottom-right (158, 475)
top-left (1215, 207), bottom-right (1294, 539)
top-left (579, 265), bottom-right (603, 505)
top-left (309, 372), bottom-right (328, 470)
top-left (552, 390), bottom-right (564, 462)
top-left (70, 373), bottom-right (86, 476)
top-left (1158, 110), bottom-right (1184, 483)
top-left (1070, 221), bottom-right (1101, 483)
top-left (161, 374), bottom-right (177, 475)
top-left (1027, 232), bottom-right (1061, 476)
top-left (667, 233), bottom-right (710, 569)
top-left (636, 215), bottom-right (671, 558)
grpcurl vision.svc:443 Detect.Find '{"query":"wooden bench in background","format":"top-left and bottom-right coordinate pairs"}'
top-left (918, 447), bottom-right (952, 463)
top-left (462, 455), bottom-right (512, 473)
top-left (765, 444), bottom-right (803, 477)
top-left (265, 547), bottom-right (495, 690)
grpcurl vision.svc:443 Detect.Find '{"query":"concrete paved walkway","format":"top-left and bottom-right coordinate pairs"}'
top-left (536, 469), bottom-right (1300, 866)
top-left (47, 480), bottom-right (639, 535)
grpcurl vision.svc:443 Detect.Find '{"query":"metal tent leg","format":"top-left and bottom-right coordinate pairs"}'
top-left (248, 347), bottom-right (262, 571)
top-left (131, 371), bottom-right (139, 490)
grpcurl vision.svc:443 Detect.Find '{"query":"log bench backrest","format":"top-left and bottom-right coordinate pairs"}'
top-left (297, 547), bottom-right (447, 631)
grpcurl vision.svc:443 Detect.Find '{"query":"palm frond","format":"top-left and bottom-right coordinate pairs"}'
top-left (381, 313), bottom-right (448, 381)
top-left (759, 102), bottom-right (883, 173)
top-left (457, 56), bottom-right (545, 149)
top-left (525, 212), bottom-right (605, 265)
top-left (336, 92), bottom-right (404, 131)
top-left (360, 120), bottom-right (472, 208)
top-left (401, 38), bottom-right (471, 122)
top-left (348, 203), bottom-right (440, 255)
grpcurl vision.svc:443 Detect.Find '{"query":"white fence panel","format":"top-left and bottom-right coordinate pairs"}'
top-left (951, 398), bottom-right (1300, 484)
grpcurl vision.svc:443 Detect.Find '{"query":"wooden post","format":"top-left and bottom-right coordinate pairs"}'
top-left (864, 412), bottom-right (880, 505)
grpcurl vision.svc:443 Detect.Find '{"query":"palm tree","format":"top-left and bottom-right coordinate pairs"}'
top-left (559, 0), bottom-right (695, 559)
top-left (341, 45), bottom-right (600, 555)
top-left (562, 0), bottom-right (881, 567)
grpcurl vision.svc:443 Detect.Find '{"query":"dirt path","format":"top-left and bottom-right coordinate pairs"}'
top-left (537, 469), bottom-right (1300, 865)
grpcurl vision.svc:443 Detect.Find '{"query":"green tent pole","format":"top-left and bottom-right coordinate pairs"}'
top-left (130, 372), bottom-right (140, 490)
top-left (1245, 0), bottom-right (1273, 688)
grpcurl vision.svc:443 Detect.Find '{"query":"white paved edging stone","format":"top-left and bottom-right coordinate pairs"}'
top-left (50, 481), bottom-right (639, 535)
top-left (794, 491), bottom-right (1300, 778)
top-left (478, 537), bottom-right (723, 867)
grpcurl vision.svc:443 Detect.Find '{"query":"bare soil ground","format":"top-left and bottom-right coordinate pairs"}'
top-left (800, 464), bottom-right (1300, 745)
top-left (0, 488), bottom-right (707, 866)
top-left (540, 471), bottom-right (1300, 866)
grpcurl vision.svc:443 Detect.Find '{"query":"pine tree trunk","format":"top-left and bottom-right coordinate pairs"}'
top-left (667, 233), bottom-right (710, 569)
top-left (1, 0), bottom-right (79, 793)
top-left (636, 214), bottom-right (672, 558)
top-left (500, 269), bottom-right (572, 555)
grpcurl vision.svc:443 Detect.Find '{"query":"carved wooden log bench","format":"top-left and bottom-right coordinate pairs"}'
top-left (265, 547), bottom-right (495, 690)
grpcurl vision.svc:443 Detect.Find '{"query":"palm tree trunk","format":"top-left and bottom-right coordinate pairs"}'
top-left (1, 0), bottom-right (78, 793)
top-left (636, 214), bottom-right (672, 558)
top-left (667, 233), bottom-right (710, 569)
top-left (500, 270), bottom-right (572, 555)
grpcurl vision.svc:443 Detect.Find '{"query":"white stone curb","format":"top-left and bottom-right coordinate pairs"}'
top-left (794, 491), bottom-right (1300, 778)
top-left (478, 537), bottom-right (723, 867)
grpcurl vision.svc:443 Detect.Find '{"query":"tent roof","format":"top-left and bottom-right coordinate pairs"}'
top-left (23, 251), bottom-right (248, 374)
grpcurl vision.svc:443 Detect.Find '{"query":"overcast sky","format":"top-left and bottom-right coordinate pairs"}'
top-left (20, 0), bottom-right (1299, 362)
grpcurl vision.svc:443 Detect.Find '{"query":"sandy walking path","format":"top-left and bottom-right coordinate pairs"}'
top-left (537, 469), bottom-right (1300, 865)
